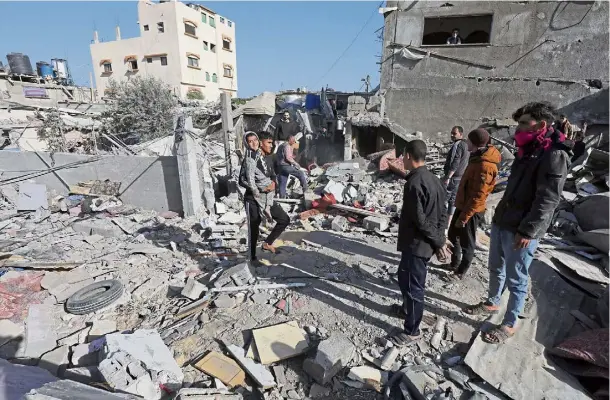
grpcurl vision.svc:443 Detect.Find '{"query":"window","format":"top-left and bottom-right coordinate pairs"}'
top-left (128, 60), bottom-right (138, 71)
top-left (209, 16), bottom-right (215, 28)
top-left (146, 57), bottom-right (153, 63)
top-left (212, 73), bottom-right (217, 83)
top-left (203, 41), bottom-right (209, 51)
top-left (210, 43), bottom-right (216, 53)
top-left (422, 15), bottom-right (492, 45)
top-left (103, 63), bottom-right (112, 73)
top-left (157, 22), bottom-right (164, 33)
top-left (187, 56), bottom-right (199, 68)
top-left (220, 17), bottom-right (225, 24)
top-left (223, 65), bottom-right (233, 78)
top-left (184, 22), bottom-right (196, 36)
top-left (143, 25), bottom-right (149, 31)
top-left (201, 13), bottom-right (207, 23)
top-left (228, 21), bottom-right (232, 27)
top-left (222, 38), bottom-right (231, 51)
top-left (205, 72), bottom-right (210, 81)
top-left (160, 56), bottom-right (167, 66)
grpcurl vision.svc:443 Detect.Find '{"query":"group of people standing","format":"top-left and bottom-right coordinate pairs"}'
top-left (391, 101), bottom-right (570, 346)
top-left (238, 102), bottom-right (573, 347)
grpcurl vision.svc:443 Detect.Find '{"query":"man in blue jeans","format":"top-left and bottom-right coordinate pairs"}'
top-left (465, 102), bottom-right (569, 344)
top-left (390, 140), bottom-right (451, 346)
top-left (277, 134), bottom-right (308, 198)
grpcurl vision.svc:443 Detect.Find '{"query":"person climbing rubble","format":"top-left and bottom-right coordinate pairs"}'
top-left (239, 131), bottom-right (289, 259)
top-left (442, 126), bottom-right (469, 224)
top-left (465, 102), bottom-right (569, 344)
top-left (277, 133), bottom-right (309, 198)
top-left (389, 139), bottom-right (452, 347)
top-left (446, 128), bottom-right (501, 281)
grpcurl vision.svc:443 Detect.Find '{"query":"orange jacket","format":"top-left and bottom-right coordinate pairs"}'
top-left (455, 145), bottom-right (501, 224)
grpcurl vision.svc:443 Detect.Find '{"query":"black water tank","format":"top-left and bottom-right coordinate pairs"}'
top-left (7, 53), bottom-right (34, 75)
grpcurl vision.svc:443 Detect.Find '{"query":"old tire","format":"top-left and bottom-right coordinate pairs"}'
top-left (66, 279), bottom-right (124, 315)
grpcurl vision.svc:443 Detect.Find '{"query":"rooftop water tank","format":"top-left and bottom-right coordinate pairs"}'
top-left (7, 53), bottom-right (34, 76)
top-left (36, 61), bottom-right (54, 79)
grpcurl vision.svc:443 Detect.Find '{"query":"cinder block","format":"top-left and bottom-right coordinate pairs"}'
top-left (362, 216), bottom-right (389, 232)
top-left (302, 333), bottom-right (355, 385)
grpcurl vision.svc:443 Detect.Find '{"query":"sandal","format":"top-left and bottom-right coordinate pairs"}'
top-left (389, 332), bottom-right (421, 347)
top-left (464, 302), bottom-right (499, 315)
top-left (262, 243), bottom-right (281, 254)
top-left (482, 325), bottom-right (515, 344)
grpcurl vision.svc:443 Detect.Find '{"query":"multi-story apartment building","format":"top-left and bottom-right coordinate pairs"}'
top-left (90, 0), bottom-right (237, 101)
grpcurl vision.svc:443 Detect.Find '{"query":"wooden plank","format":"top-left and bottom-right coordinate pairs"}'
top-left (328, 204), bottom-right (382, 218)
top-left (252, 321), bottom-right (309, 365)
top-left (194, 351), bottom-right (246, 387)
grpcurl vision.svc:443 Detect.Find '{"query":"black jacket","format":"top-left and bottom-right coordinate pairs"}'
top-left (275, 120), bottom-right (299, 141)
top-left (398, 166), bottom-right (447, 258)
top-left (443, 140), bottom-right (469, 179)
top-left (493, 135), bottom-right (569, 239)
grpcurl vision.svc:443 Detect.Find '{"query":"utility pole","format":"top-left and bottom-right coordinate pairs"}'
top-left (361, 75), bottom-right (371, 93)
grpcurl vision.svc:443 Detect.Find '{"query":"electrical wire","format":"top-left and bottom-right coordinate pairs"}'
top-left (312, 1), bottom-right (383, 88)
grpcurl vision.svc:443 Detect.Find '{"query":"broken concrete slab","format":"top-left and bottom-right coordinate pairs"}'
top-left (194, 351), bottom-right (246, 388)
top-left (17, 182), bottom-right (48, 211)
top-left (303, 333), bottom-right (356, 385)
top-left (72, 219), bottom-right (123, 238)
top-left (23, 378), bottom-right (138, 399)
top-left (347, 365), bottom-right (387, 392)
top-left (38, 345), bottom-right (69, 376)
top-left (323, 180), bottom-right (345, 202)
top-left (362, 216), bottom-right (389, 232)
top-left (71, 343), bottom-right (100, 367)
top-left (24, 304), bottom-right (58, 359)
top-left (252, 321), bottom-right (309, 365)
top-left (87, 320), bottom-right (117, 341)
top-left (213, 263), bottom-right (254, 288)
top-left (224, 343), bottom-right (276, 389)
top-left (0, 320), bottom-right (24, 347)
top-left (0, 358), bottom-right (58, 400)
top-left (308, 383), bottom-right (331, 398)
top-left (214, 294), bottom-right (236, 309)
top-left (182, 277), bottom-right (207, 300)
top-left (218, 211), bottom-right (245, 225)
top-left (104, 329), bottom-right (183, 389)
top-left (331, 216), bottom-right (349, 232)
top-left (176, 388), bottom-right (243, 400)
top-left (61, 366), bottom-right (103, 385)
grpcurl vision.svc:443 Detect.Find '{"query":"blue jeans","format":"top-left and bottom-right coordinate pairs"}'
top-left (278, 165), bottom-right (308, 198)
top-left (487, 225), bottom-right (538, 327)
top-left (397, 248), bottom-right (429, 336)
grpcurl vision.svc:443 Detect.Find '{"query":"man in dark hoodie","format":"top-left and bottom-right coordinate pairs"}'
top-left (465, 102), bottom-right (569, 344)
top-left (390, 140), bottom-right (451, 346)
top-left (240, 132), bottom-right (289, 260)
top-left (443, 126), bottom-right (470, 220)
top-left (447, 128), bottom-right (501, 281)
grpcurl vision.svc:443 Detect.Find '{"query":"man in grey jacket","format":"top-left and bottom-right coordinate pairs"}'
top-left (465, 102), bottom-right (569, 344)
top-left (443, 126), bottom-right (469, 219)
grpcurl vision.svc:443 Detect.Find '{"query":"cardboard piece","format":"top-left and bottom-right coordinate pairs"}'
top-left (194, 351), bottom-right (246, 387)
top-left (251, 321), bottom-right (309, 365)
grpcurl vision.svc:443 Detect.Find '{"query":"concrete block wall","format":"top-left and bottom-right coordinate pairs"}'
top-left (380, 1), bottom-right (610, 139)
top-left (0, 151), bottom-right (183, 213)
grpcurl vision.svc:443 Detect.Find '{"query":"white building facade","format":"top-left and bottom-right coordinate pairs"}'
top-left (90, 0), bottom-right (237, 101)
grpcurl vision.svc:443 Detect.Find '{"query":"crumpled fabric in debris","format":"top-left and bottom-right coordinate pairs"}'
top-left (0, 271), bottom-right (45, 321)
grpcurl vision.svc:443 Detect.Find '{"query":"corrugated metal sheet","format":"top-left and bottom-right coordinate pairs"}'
top-left (464, 260), bottom-right (590, 400)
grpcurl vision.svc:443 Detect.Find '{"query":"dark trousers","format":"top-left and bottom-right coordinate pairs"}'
top-left (446, 177), bottom-right (461, 215)
top-left (397, 248), bottom-right (429, 336)
top-left (278, 165), bottom-right (308, 198)
top-left (447, 209), bottom-right (480, 275)
top-left (245, 198), bottom-right (289, 260)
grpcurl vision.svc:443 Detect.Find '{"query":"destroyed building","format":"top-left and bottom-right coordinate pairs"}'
top-left (380, 1), bottom-right (610, 139)
top-left (90, 0), bottom-right (238, 101)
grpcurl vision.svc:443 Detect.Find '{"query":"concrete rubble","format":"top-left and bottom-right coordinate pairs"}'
top-left (1, 83), bottom-right (608, 400)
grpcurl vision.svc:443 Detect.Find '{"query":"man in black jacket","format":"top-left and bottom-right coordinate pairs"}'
top-left (391, 140), bottom-right (450, 346)
top-left (443, 126), bottom-right (469, 220)
top-left (465, 102), bottom-right (569, 344)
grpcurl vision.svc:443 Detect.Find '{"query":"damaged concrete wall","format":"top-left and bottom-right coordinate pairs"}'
top-left (381, 1), bottom-right (610, 139)
top-left (0, 151), bottom-right (182, 212)
top-left (0, 79), bottom-right (93, 106)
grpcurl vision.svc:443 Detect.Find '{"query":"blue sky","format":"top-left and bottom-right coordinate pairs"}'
top-left (0, 1), bottom-right (383, 97)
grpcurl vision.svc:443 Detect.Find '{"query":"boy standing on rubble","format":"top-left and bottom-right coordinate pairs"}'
top-left (390, 140), bottom-right (451, 346)
top-left (443, 126), bottom-right (470, 222)
top-left (465, 102), bottom-right (569, 344)
top-left (447, 128), bottom-right (500, 281)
